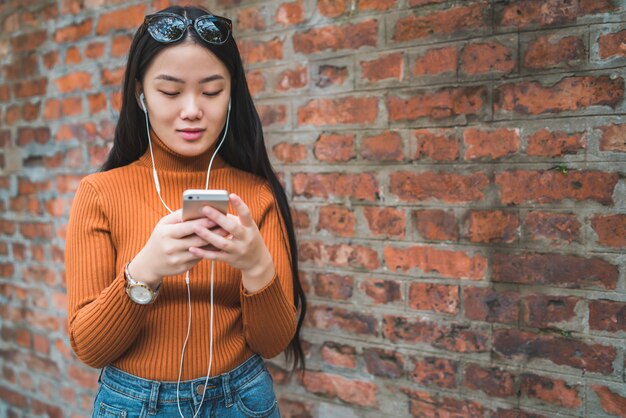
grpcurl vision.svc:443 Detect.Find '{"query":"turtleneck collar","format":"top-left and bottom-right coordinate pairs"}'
top-left (136, 127), bottom-right (228, 173)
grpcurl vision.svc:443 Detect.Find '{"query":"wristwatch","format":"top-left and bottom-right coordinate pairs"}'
top-left (124, 262), bottom-right (161, 305)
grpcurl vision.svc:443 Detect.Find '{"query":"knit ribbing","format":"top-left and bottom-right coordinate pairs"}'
top-left (65, 134), bottom-right (297, 380)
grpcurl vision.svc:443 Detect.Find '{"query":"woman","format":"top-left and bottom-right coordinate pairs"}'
top-left (65, 5), bottom-right (306, 417)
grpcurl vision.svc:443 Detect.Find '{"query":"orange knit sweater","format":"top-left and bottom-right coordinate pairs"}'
top-left (65, 133), bottom-right (297, 380)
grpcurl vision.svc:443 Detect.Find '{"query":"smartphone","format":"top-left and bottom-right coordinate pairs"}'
top-left (182, 189), bottom-right (229, 221)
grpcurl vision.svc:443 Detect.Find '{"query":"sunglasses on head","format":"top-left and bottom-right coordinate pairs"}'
top-left (142, 12), bottom-right (232, 45)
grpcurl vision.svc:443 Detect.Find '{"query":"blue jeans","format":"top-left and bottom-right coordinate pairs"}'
top-left (92, 354), bottom-right (280, 417)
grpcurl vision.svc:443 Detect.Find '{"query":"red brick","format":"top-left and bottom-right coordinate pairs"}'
top-left (20, 222), bottom-right (54, 240)
top-left (496, 170), bottom-right (618, 206)
top-left (599, 29), bottom-right (626, 60)
top-left (361, 53), bottom-right (404, 82)
top-left (293, 172), bottom-right (378, 201)
top-left (54, 71), bottom-right (91, 93)
top-left (385, 245), bottom-right (487, 280)
top-left (499, 0), bottom-right (578, 28)
top-left (240, 38), bottom-right (283, 64)
top-left (62, 96), bottom-right (82, 117)
top-left (463, 287), bottom-right (520, 324)
top-left (493, 252), bottom-right (618, 289)
top-left (361, 131), bottom-right (404, 161)
top-left (5, 53), bottom-right (38, 81)
top-left (383, 315), bottom-right (488, 352)
top-left (101, 67), bottom-right (124, 86)
top-left (313, 133), bottom-right (355, 162)
top-left (14, 77), bottom-right (47, 98)
top-left (412, 46), bottom-right (458, 76)
top-left (307, 305), bottom-right (377, 336)
top-left (403, 389), bottom-right (486, 417)
top-left (246, 69), bottom-right (265, 96)
top-left (409, 283), bottom-right (458, 314)
top-left (85, 41), bottom-right (105, 59)
top-left (257, 103), bottom-right (287, 127)
top-left (278, 397), bottom-right (313, 418)
top-left (272, 143), bottom-right (306, 163)
top-left (111, 35), bottom-right (131, 57)
top-left (55, 19), bottom-right (92, 43)
top-left (493, 329), bottom-right (616, 374)
top-left (318, 0), bottom-right (348, 17)
top-left (589, 299), bottom-right (626, 332)
top-left (410, 356), bottom-right (458, 389)
top-left (292, 209), bottom-right (310, 230)
top-left (312, 273), bottom-right (353, 300)
top-left (67, 365), bottom-right (99, 391)
top-left (390, 171), bottom-right (489, 203)
top-left (464, 128), bottom-right (520, 160)
top-left (275, 0), bottom-right (305, 26)
top-left (317, 205), bottom-right (355, 237)
top-left (461, 41), bottom-right (516, 75)
top-left (464, 364), bottom-right (515, 398)
top-left (524, 34), bottom-right (585, 69)
top-left (95, 4), bottom-right (145, 35)
top-left (466, 210), bottom-right (519, 243)
top-left (299, 241), bottom-right (379, 270)
top-left (32, 400), bottom-right (63, 418)
top-left (17, 127), bottom-right (50, 146)
top-left (521, 295), bottom-right (579, 328)
top-left (495, 76), bottom-right (624, 115)
top-left (301, 371), bottom-right (378, 408)
top-left (88, 92), bottom-right (107, 115)
top-left (526, 129), bottom-right (586, 157)
top-left (359, 0), bottom-right (397, 11)
top-left (363, 348), bottom-right (404, 378)
top-left (11, 30), bottom-right (46, 52)
top-left (393, 3), bottom-right (487, 42)
top-left (237, 6), bottom-right (266, 31)
top-left (293, 20), bottom-right (377, 54)
top-left (0, 386), bottom-right (28, 407)
top-left (315, 64), bottom-right (349, 88)
top-left (592, 385), bottom-right (626, 417)
top-left (492, 408), bottom-right (547, 418)
top-left (44, 99), bottom-right (61, 120)
top-left (591, 214), bottom-right (626, 248)
top-left (413, 128), bottom-right (460, 161)
top-left (579, 0), bottom-right (618, 14)
top-left (321, 342), bottom-right (356, 368)
top-left (387, 86), bottom-right (486, 121)
top-left (523, 211), bottom-right (581, 244)
top-left (521, 373), bottom-right (582, 409)
top-left (360, 278), bottom-right (402, 305)
top-left (276, 65), bottom-right (307, 91)
top-left (413, 209), bottom-right (459, 241)
top-left (363, 207), bottom-right (405, 238)
top-left (298, 97), bottom-right (378, 126)
top-left (599, 123), bottom-right (626, 152)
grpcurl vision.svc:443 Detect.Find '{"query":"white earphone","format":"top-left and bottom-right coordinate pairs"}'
top-left (139, 90), bottom-right (232, 417)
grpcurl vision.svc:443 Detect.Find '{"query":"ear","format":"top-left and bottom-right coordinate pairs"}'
top-left (134, 81), bottom-right (144, 111)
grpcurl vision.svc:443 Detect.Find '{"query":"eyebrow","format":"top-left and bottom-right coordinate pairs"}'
top-left (154, 74), bottom-right (225, 84)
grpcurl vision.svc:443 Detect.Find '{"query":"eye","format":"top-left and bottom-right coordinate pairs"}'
top-left (159, 91), bottom-right (178, 96)
top-left (204, 90), bottom-right (223, 97)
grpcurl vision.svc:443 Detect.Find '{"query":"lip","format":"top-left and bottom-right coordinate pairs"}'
top-left (177, 128), bottom-right (206, 141)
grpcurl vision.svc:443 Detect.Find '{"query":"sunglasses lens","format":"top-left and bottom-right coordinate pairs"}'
top-left (196, 17), bottom-right (230, 44)
top-left (147, 16), bottom-right (186, 42)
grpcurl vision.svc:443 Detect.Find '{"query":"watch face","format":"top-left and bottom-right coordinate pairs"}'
top-left (130, 285), bottom-right (152, 304)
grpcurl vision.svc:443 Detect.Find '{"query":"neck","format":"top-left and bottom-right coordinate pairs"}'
top-left (137, 127), bottom-right (227, 173)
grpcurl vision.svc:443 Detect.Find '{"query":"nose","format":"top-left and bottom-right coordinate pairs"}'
top-left (180, 95), bottom-right (203, 120)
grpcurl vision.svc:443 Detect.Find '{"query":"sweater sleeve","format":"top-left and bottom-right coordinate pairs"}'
top-left (65, 178), bottom-right (151, 368)
top-left (240, 185), bottom-right (297, 358)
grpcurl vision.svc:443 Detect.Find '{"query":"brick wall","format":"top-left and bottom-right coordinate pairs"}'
top-left (1, 0), bottom-right (625, 417)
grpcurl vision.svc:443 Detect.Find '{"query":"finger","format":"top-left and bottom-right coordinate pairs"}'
top-left (230, 193), bottom-right (254, 228)
top-left (193, 225), bottom-right (234, 252)
top-left (159, 209), bottom-right (183, 225)
top-left (202, 206), bottom-right (244, 238)
top-left (169, 218), bottom-right (216, 239)
top-left (188, 246), bottom-right (228, 262)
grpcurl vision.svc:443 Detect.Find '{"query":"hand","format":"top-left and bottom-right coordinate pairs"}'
top-left (129, 209), bottom-right (230, 287)
top-left (189, 193), bottom-right (275, 292)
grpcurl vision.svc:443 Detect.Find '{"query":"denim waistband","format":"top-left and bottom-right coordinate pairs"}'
top-left (98, 354), bottom-right (265, 408)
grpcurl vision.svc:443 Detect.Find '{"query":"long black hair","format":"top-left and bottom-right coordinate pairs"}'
top-left (101, 5), bottom-right (306, 373)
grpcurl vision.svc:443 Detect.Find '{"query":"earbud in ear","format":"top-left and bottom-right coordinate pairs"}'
top-left (140, 92), bottom-right (147, 113)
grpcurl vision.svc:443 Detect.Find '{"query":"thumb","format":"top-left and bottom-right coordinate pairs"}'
top-left (158, 209), bottom-right (183, 225)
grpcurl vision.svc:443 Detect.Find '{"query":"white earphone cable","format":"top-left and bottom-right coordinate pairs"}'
top-left (141, 94), bottom-right (231, 418)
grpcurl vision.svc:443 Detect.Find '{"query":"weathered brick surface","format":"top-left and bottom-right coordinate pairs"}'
top-left (2, 0), bottom-right (625, 417)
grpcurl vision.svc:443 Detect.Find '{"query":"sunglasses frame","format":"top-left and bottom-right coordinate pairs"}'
top-left (142, 12), bottom-right (233, 45)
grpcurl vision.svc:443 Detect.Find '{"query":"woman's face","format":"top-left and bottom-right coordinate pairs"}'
top-left (137, 41), bottom-right (232, 157)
